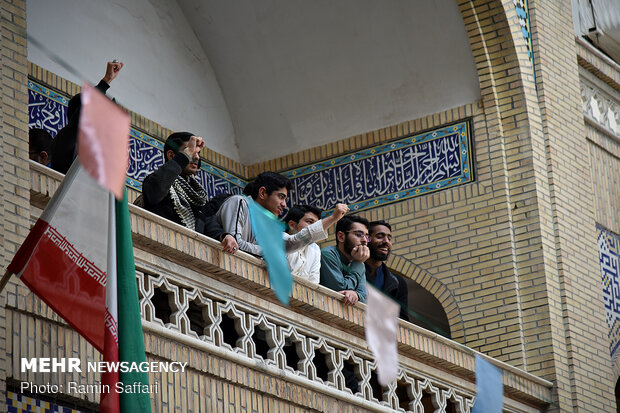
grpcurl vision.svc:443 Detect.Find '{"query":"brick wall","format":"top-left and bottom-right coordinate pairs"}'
top-left (249, 0), bottom-right (616, 410)
top-left (528, 0), bottom-right (615, 410)
top-left (6, 0), bottom-right (618, 411)
top-left (586, 122), bottom-right (620, 236)
top-left (1, 1), bottom-right (30, 411)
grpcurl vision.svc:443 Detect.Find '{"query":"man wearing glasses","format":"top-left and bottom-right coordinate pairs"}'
top-left (320, 215), bottom-right (370, 305)
top-left (365, 220), bottom-right (409, 321)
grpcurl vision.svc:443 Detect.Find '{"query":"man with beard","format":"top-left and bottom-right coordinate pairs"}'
top-left (216, 172), bottom-right (349, 256)
top-left (365, 220), bottom-right (409, 320)
top-left (142, 132), bottom-right (238, 254)
top-left (320, 215), bottom-right (370, 305)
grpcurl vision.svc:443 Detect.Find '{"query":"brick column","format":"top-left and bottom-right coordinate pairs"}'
top-left (456, 0), bottom-right (616, 410)
top-left (527, 1), bottom-right (615, 410)
top-left (0, 0), bottom-right (31, 409)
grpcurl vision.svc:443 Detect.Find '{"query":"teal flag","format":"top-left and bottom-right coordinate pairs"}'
top-left (247, 197), bottom-right (292, 305)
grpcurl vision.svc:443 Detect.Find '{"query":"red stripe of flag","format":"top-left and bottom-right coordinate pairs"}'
top-left (17, 222), bottom-right (106, 352)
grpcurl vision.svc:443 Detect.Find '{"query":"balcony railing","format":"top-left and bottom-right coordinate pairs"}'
top-left (11, 161), bottom-right (553, 412)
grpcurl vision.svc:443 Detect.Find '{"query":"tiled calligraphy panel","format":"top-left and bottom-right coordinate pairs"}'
top-left (598, 226), bottom-right (620, 360)
top-left (284, 121), bottom-right (473, 213)
top-left (29, 80), bottom-right (474, 213)
top-left (28, 81), bottom-right (69, 137)
top-left (27, 80), bottom-right (244, 198)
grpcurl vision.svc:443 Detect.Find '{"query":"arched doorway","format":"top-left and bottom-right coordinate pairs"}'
top-left (616, 377), bottom-right (620, 413)
top-left (404, 277), bottom-right (451, 338)
top-left (386, 254), bottom-right (463, 341)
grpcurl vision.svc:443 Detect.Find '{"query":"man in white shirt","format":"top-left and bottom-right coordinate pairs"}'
top-left (284, 205), bottom-right (323, 283)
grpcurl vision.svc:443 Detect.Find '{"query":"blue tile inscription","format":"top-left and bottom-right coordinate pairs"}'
top-left (284, 122), bottom-right (473, 213)
top-left (598, 226), bottom-right (620, 360)
top-left (28, 79), bottom-right (473, 213)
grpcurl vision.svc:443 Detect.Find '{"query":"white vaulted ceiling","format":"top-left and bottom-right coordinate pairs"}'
top-left (176, 0), bottom-right (480, 164)
top-left (27, 0), bottom-right (480, 164)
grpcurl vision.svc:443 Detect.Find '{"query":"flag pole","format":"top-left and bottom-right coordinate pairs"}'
top-left (0, 270), bottom-right (13, 294)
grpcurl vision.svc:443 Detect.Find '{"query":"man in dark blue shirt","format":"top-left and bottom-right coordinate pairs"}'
top-left (365, 220), bottom-right (409, 321)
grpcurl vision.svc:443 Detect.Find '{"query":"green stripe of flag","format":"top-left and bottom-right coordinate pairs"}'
top-left (116, 189), bottom-right (152, 412)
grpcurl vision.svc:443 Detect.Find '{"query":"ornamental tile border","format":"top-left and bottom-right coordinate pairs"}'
top-left (514, 0), bottom-right (533, 65)
top-left (581, 77), bottom-right (620, 138)
top-left (7, 391), bottom-right (90, 413)
top-left (597, 225), bottom-right (620, 360)
top-left (28, 80), bottom-right (474, 214)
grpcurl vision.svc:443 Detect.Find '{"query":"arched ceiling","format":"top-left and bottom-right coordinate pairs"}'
top-left (177, 0), bottom-right (481, 164)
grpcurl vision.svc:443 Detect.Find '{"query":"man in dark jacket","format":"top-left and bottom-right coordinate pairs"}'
top-left (142, 132), bottom-right (237, 254)
top-left (365, 220), bottom-right (409, 321)
top-left (29, 128), bottom-right (53, 166)
top-left (51, 61), bottom-right (123, 174)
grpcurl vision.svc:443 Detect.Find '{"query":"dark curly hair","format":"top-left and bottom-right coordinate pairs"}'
top-left (243, 172), bottom-right (292, 200)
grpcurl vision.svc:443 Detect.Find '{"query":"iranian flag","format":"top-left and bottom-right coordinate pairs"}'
top-left (6, 83), bottom-right (151, 412)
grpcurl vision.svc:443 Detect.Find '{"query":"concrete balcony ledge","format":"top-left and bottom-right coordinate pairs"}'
top-left (577, 36), bottom-right (620, 94)
top-left (25, 161), bottom-right (553, 412)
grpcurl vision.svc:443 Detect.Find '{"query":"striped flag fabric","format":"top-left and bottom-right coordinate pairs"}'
top-left (103, 190), bottom-right (121, 411)
top-left (7, 163), bottom-right (151, 412)
top-left (7, 162), bottom-right (151, 413)
top-left (7, 81), bottom-right (150, 412)
top-left (114, 188), bottom-right (151, 412)
top-left (7, 163), bottom-right (109, 352)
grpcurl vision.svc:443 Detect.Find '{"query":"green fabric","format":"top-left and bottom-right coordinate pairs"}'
top-left (116, 188), bottom-right (152, 412)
